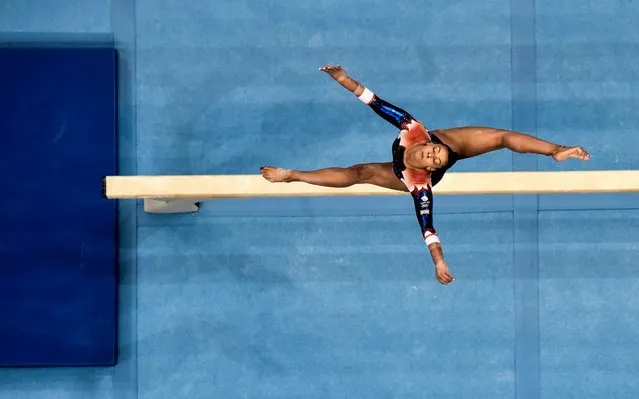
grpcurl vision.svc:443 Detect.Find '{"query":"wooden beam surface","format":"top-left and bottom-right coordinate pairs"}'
top-left (102, 170), bottom-right (639, 199)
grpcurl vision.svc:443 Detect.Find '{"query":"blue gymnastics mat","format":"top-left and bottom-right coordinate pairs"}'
top-left (0, 47), bottom-right (118, 367)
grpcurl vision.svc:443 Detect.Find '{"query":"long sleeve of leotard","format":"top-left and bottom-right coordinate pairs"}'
top-left (411, 186), bottom-right (440, 247)
top-left (356, 87), bottom-right (417, 130)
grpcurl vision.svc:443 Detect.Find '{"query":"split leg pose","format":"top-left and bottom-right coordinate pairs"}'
top-left (261, 64), bottom-right (589, 285)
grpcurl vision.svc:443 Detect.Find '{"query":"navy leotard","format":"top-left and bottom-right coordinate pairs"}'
top-left (359, 91), bottom-right (441, 247)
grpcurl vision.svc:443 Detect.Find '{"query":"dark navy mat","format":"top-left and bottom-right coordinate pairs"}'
top-left (0, 47), bottom-right (118, 367)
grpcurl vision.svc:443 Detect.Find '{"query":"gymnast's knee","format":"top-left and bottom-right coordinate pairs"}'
top-left (348, 163), bottom-right (377, 184)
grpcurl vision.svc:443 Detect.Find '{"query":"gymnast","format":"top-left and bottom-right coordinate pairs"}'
top-left (260, 64), bottom-right (590, 285)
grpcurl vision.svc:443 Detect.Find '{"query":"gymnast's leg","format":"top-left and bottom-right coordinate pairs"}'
top-left (260, 163), bottom-right (408, 192)
top-left (435, 126), bottom-right (590, 161)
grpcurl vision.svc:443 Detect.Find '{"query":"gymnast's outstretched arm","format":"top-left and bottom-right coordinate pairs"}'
top-left (410, 187), bottom-right (455, 285)
top-left (320, 64), bottom-right (423, 131)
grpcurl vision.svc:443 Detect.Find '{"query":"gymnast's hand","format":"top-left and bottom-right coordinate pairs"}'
top-left (435, 262), bottom-right (455, 285)
top-left (320, 64), bottom-right (347, 82)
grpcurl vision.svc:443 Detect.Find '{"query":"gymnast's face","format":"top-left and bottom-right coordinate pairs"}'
top-left (412, 143), bottom-right (449, 171)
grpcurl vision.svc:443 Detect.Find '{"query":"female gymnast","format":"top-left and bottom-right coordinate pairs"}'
top-left (260, 64), bottom-right (590, 285)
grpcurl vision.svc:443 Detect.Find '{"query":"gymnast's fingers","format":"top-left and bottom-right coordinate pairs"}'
top-left (320, 64), bottom-right (342, 72)
top-left (439, 269), bottom-right (454, 285)
top-left (436, 270), bottom-right (448, 285)
top-left (447, 272), bottom-right (455, 284)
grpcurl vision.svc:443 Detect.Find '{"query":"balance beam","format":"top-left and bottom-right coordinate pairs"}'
top-left (102, 170), bottom-right (639, 213)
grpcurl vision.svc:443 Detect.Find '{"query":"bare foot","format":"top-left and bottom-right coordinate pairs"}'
top-left (552, 146), bottom-right (590, 162)
top-left (260, 166), bottom-right (293, 182)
